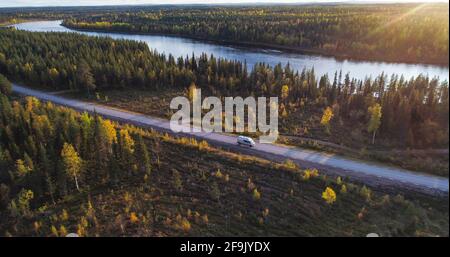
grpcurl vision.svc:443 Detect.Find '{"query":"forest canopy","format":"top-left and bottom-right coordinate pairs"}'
top-left (0, 3), bottom-right (449, 238)
top-left (0, 79), bottom-right (448, 236)
top-left (59, 3), bottom-right (449, 65)
top-left (0, 27), bottom-right (448, 150)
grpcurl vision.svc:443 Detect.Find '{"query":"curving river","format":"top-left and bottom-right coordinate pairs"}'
top-left (11, 20), bottom-right (449, 82)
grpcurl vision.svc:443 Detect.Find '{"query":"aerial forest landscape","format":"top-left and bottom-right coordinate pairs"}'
top-left (0, 0), bottom-right (448, 241)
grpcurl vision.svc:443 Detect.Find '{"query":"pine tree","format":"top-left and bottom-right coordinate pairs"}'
top-left (0, 74), bottom-right (12, 95)
top-left (76, 60), bottom-right (96, 96)
top-left (0, 183), bottom-right (10, 210)
top-left (23, 153), bottom-right (34, 173)
top-left (91, 116), bottom-right (111, 180)
top-left (38, 144), bottom-right (55, 204)
top-left (56, 159), bottom-right (68, 197)
top-left (118, 129), bottom-right (135, 175)
top-left (134, 134), bottom-right (152, 175)
top-left (79, 112), bottom-right (92, 159)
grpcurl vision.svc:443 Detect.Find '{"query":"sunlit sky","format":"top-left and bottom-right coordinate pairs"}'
top-left (1, 0), bottom-right (448, 8)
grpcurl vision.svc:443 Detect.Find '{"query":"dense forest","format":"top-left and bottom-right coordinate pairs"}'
top-left (1, 4), bottom-right (448, 64)
top-left (0, 75), bottom-right (448, 236)
top-left (0, 4), bottom-right (449, 237)
top-left (59, 4), bottom-right (449, 65)
top-left (0, 74), bottom-right (151, 205)
top-left (0, 28), bottom-right (448, 153)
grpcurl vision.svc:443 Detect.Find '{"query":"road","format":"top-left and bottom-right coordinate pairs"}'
top-left (12, 84), bottom-right (449, 194)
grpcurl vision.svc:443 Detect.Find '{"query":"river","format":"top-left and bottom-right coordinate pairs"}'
top-left (11, 20), bottom-right (449, 81)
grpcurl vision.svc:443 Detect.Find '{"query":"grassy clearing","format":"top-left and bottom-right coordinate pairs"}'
top-left (4, 125), bottom-right (448, 237)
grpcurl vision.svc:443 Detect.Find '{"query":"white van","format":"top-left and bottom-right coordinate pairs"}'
top-left (237, 136), bottom-right (255, 147)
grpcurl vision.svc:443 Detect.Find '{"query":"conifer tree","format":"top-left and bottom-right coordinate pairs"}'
top-left (134, 134), bottom-right (152, 175)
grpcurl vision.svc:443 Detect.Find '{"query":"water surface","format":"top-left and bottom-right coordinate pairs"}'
top-left (11, 20), bottom-right (449, 81)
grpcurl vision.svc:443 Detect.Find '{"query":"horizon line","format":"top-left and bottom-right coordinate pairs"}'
top-left (1, 1), bottom-right (449, 9)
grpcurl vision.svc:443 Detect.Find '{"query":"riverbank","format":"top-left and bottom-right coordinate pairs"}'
top-left (62, 23), bottom-right (449, 67)
top-left (0, 18), bottom-right (43, 27)
top-left (11, 20), bottom-right (449, 82)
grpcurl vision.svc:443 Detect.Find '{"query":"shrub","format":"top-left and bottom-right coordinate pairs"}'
top-left (9, 189), bottom-right (34, 217)
top-left (214, 169), bottom-right (223, 179)
top-left (60, 209), bottom-right (69, 221)
top-left (59, 225), bottom-right (68, 237)
top-left (253, 188), bottom-right (261, 201)
top-left (198, 140), bottom-right (209, 150)
top-left (310, 169), bottom-right (319, 177)
top-left (51, 225), bottom-right (59, 237)
top-left (209, 182), bottom-right (221, 201)
top-left (130, 212), bottom-right (139, 223)
top-left (180, 218), bottom-right (191, 233)
top-left (380, 195), bottom-right (391, 206)
top-left (247, 178), bottom-right (256, 190)
top-left (162, 133), bottom-right (171, 141)
top-left (322, 187), bottom-right (337, 204)
top-left (360, 186), bottom-right (372, 202)
top-left (33, 221), bottom-right (41, 234)
top-left (357, 207), bottom-right (367, 220)
top-left (258, 217), bottom-right (264, 225)
top-left (283, 159), bottom-right (297, 170)
top-left (172, 169), bottom-right (183, 192)
top-left (202, 214), bottom-right (209, 225)
top-left (302, 171), bottom-right (311, 181)
top-left (340, 184), bottom-right (347, 194)
top-left (77, 216), bottom-right (89, 237)
top-left (302, 168), bottom-right (319, 181)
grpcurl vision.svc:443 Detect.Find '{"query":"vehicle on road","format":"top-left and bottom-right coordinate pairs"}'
top-left (237, 136), bottom-right (255, 147)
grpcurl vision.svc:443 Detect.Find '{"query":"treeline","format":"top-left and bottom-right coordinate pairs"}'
top-left (0, 16), bottom-right (18, 26)
top-left (61, 4), bottom-right (449, 65)
top-left (0, 28), bottom-right (448, 148)
top-left (0, 28), bottom-right (172, 91)
top-left (0, 78), bottom-right (152, 216)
